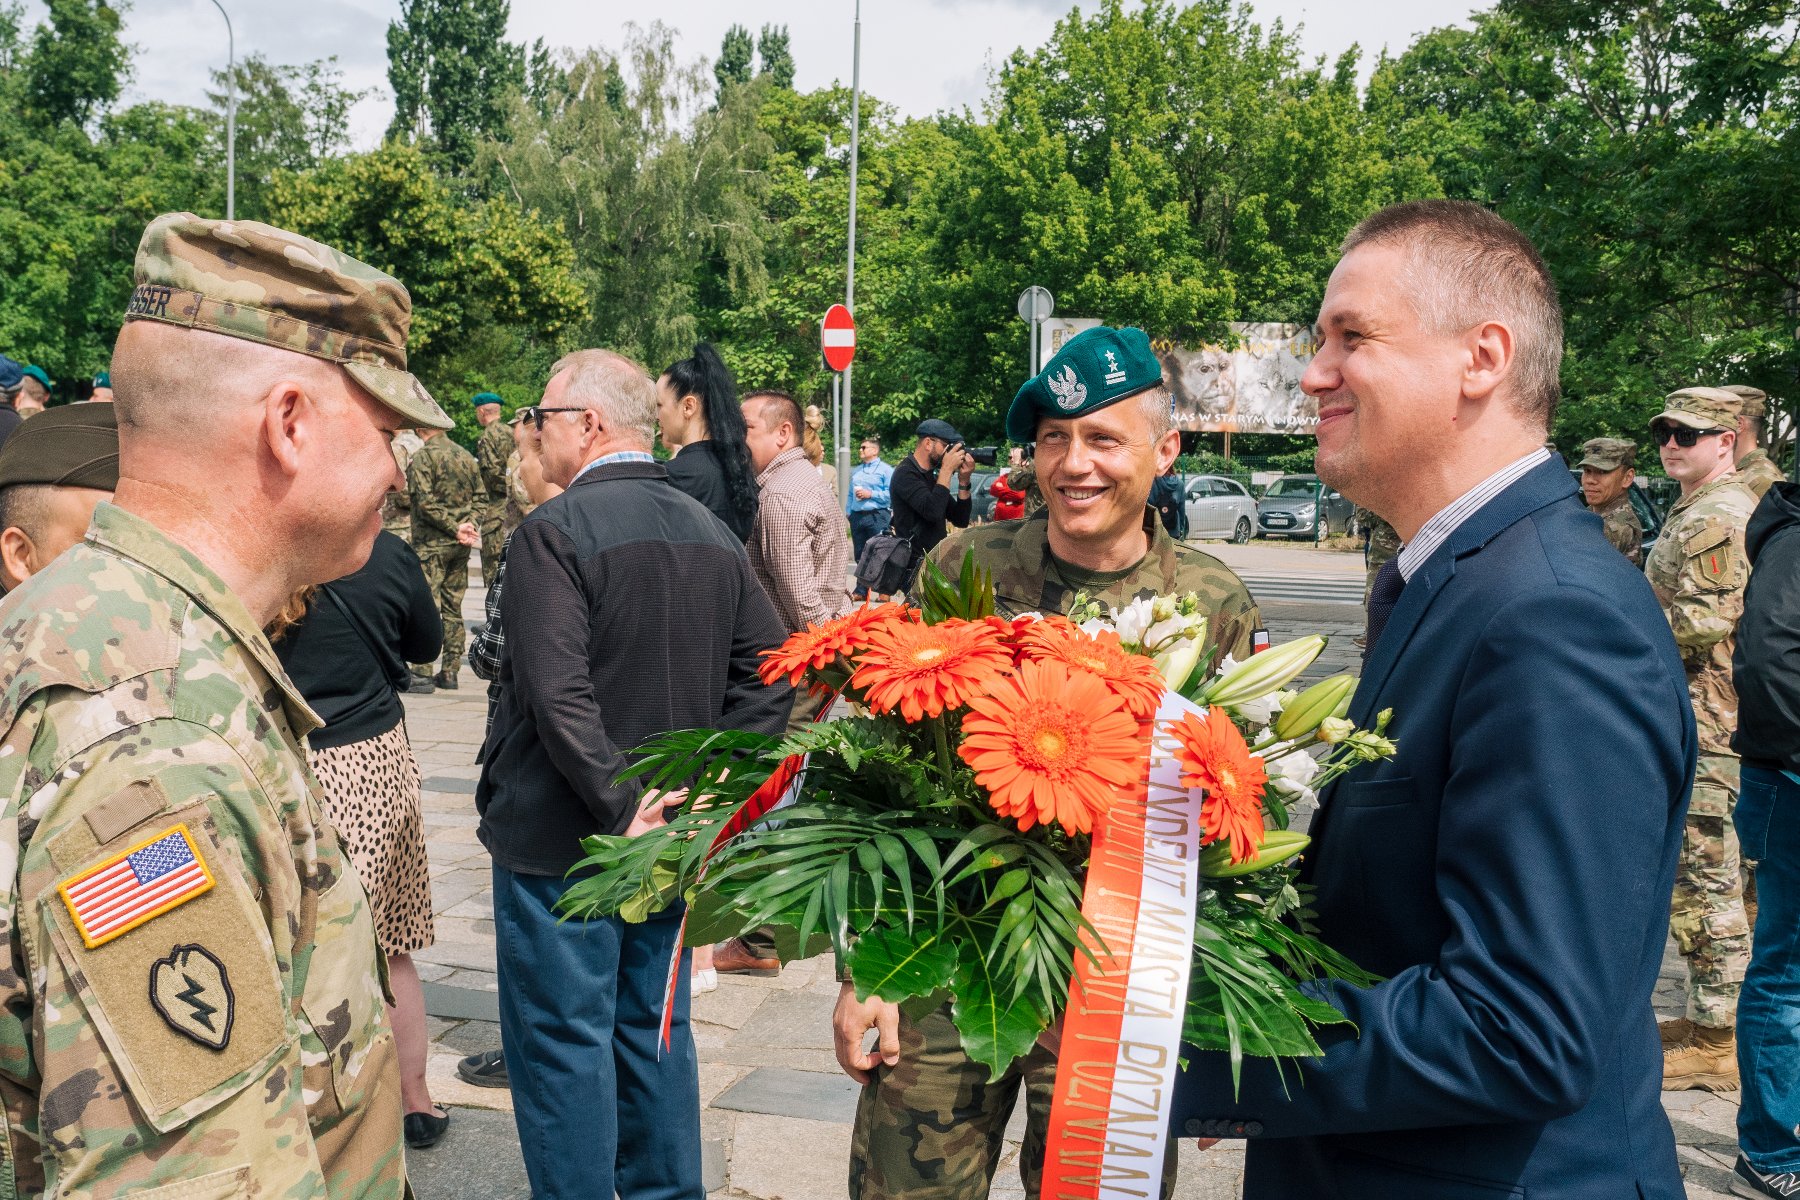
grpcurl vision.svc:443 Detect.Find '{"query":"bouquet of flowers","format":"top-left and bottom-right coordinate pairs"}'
top-left (560, 557), bottom-right (1396, 1089)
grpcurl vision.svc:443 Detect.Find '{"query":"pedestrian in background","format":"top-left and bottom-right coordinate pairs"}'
top-left (1578, 436), bottom-right (1643, 566)
top-left (87, 369), bottom-right (112, 403)
top-left (1728, 385), bottom-right (1783, 500)
top-left (847, 436), bottom-right (893, 566)
top-left (1647, 387), bottom-right (1758, 1091)
top-left (1729, 478), bottom-right (1800, 1200)
top-left (16, 365), bottom-right (49, 418)
top-left (407, 424), bottom-right (481, 691)
top-left (891, 418), bottom-right (974, 565)
top-left (0, 403), bottom-right (117, 595)
top-left (990, 447), bottom-right (1027, 521)
top-left (474, 391), bottom-right (514, 587)
top-left (0, 355), bottom-right (24, 450)
top-left (272, 529), bottom-right (448, 1150)
top-left (477, 350), bottom-right (791, 1200)
top-left (656, 342), bottom-right (758, 542)
top-left (1150, 463), bottom-right (1187, 540)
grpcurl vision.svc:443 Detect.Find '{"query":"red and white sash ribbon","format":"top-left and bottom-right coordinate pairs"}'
top-left (1042, 691), bottom-right (1207, 1197)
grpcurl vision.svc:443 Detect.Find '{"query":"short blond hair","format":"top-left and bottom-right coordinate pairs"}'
top-left (1342, 200), bottom-right (1563, 428)
top-left (549, 350), bottom-right (657, 448)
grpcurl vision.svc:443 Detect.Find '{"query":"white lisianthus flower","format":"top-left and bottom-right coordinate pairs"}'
top-left (1318, 716), bottom-right (1355, 744)
top-left (1143, 614), bottom-right (1190, 651)
top-left (1111, 598), bottom-right (1156, 647)
top-left (1228, 687), bottom-right (1295, 727)
top-left (1265, 748), bottom-right (1322, 805)
top-left (1077, 616), bottom-right (1112, 638)
top-left (1215, 652), bottom-right (1241, 679)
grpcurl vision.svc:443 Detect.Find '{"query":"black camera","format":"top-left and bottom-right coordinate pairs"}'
top-left (967, 445), bottom-right (1000, 466)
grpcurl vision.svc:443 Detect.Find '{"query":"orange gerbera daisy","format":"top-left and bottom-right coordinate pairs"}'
top-left (1168, 708), bottom-right (1268, 863)
top-left (959, 660), bottom-right (1150, 834)
top-left (1019, 621), bottom-right (1165, 718)
top-left (759, 602), bottom-right (908, 687)
top-left (849, 617), bottom-right (1013, 720)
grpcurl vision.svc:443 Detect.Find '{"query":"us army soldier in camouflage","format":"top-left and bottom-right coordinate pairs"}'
top-left (0, 212), bottom-right (454, 1197)
top-left (1644, 387), bottom-right (1759, 1091)
top-left (1577, 437), bottom-right (1643, 566)
top-left (472, 392), bottom-right (513, 586)
top-left (1354, 507), bottom-right (1400, 600)
top-left (409, 426), bottom-right (481, 688)
top-left (1726, 384), bottom-right (1784, 500)
top-left (836, 327), bottom-right (1259, 1200)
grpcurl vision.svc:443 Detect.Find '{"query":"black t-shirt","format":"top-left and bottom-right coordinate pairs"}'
top-left (275, 531), bottom-right (442, 749)
top-left (890, 454), bottom-right (971, 554)
top-left (665, 440), bottom-right (756, 542)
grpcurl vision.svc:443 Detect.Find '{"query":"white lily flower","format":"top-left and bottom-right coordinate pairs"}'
top-left (1228, 687), bottom-right (1295, 727)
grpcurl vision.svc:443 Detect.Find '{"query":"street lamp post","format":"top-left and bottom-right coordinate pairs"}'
top-left (837, 0), bottom-right (861, 501)
top-left (208, 0), bottom-right (235, 220)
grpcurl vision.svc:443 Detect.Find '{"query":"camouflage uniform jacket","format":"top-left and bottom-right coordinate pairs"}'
top-left (380, 429), bottom-right (423, 541)
top-left (928, 509), bottom-right (1261, 660)
top-left (407, 433), bottom-right (479, 548)
top-left (475, 421), bottom-right (514, 519)
top-left (1645, 472), bottom-right (1757, 766)
top-left (1356, 508), bottom-right (1400, 571)
top-left (502, 449), bottom-right (534, 537)
top-left (1004, 460), bottom-right (1046, 518)
top-left (1592, 493), bottom-right (1644, 567)
top-left (1736, 448), bottom-right (1783, 500)
top-left (0, 503), bottom-right (402, 1198)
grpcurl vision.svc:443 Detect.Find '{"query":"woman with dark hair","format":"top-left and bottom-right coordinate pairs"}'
top-left (657, 342), bottom-right (758, 542)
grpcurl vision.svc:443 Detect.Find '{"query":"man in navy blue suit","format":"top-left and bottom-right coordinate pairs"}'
top-left (1173, 200), bottom-right (1694, 1198)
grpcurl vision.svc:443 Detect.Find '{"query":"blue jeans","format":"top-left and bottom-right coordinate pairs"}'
top-left (493, 865), bottom-right (702, 1200)
top-left (1737, 765), bottom-right (1800, 1174)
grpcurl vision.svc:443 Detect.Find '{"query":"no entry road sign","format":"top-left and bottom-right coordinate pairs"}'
top-left (821, 304), bottom-right (856, 372)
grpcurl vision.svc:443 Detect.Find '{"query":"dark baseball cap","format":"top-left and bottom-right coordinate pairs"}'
top-left (916, 418), bottom-right (965, 445)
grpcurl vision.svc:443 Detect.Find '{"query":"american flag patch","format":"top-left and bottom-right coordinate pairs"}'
top-left (58, 825), bottom-right (215, 950)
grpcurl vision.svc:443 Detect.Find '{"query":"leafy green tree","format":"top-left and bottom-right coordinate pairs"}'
top-left (716, 24), bottom-right (753, 98)
top-left (386, 0), bottom-right (525, 171)
top-left (757, 25), bottom-right (794, 90)
top-left (23, 0), bottom-right (127, 126)
top-left (266, 143), bottom-right (587, 443)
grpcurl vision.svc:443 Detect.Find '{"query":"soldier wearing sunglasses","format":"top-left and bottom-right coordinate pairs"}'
top-left (1645, 386), bottom-right (1760, 1093)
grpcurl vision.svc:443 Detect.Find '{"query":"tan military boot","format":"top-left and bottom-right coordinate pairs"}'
top-left (1663, 1024), bottom-right (1738, 1091)
top-left (1658, 1017), bottom-right (1695, 1048)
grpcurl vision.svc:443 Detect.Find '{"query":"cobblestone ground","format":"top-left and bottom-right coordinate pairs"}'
top-left (399, 572), bottom-right (1744, 1199)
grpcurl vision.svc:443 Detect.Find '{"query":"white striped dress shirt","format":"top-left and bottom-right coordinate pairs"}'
top-left (1395, 448), bottom-right (1553, 582)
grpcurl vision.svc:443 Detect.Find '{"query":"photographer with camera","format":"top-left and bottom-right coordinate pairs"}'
top-left (890, 418), bottom-right (975, 559)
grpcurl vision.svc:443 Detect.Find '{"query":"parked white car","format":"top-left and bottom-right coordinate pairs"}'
top-left (1183, 475), bottom-right (1257, 543)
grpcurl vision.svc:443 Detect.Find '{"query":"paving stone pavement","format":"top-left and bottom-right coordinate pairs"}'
top-left (398, 568), bottom-right (1744, 1199)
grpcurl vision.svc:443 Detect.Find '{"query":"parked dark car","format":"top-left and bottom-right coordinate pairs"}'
top-left (969, 470), bottom-right (1000, 522)
top-left (1257, 474), bottom-right (1354, 539)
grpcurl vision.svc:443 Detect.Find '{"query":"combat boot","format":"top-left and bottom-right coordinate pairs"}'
top-left (434, 669), bottom-right (459, 691)
top-left (1663, 1024), bottom-right (1738, 1091)
top-left (1658, 1017), bottom-right (1695, 1048)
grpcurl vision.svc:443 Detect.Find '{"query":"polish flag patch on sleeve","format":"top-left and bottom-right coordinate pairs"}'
top-left (58, 825), bottom-right (215, 950)
top-left (1252, 629), bottom-right (1272, 654)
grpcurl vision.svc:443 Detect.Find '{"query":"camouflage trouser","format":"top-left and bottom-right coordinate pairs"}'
top-left (479, 505), bottom-right (505, 589)
top-left (416, 540), bottom-right (470, 675)
top-left (849, 1001), bottom-right (1178, 1200)
top-left (1671, 755), bottom-right (1751, 1029)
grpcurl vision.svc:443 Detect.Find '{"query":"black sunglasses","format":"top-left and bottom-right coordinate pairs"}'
top-left (521, 406), bottom-right (585, 431)
top-left (1651, 424), bottom-right (1724, 448)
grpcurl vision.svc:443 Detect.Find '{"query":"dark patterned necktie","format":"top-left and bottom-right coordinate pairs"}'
top-left (1363, 558), bottom-right (1406, 661)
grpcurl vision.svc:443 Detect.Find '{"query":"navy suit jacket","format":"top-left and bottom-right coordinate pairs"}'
top-left (1173, 460), bottom-right (1694, 1199)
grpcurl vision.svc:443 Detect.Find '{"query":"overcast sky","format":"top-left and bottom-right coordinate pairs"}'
top-left (34, 0), bottom-right (1481, 144)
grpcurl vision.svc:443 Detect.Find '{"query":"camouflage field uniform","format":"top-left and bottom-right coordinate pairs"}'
top-left (845, 510), bottom-right (1260, 1200)
top-left (1005, 459), bottom-right (1046, 518)
top-left (380, 429), bottom-right (424, 544)
top-left (1646, 471), bottom-right (1758, 1029)
top-left (1356, 508), bottom-right (1401, 602)
top-left (1594, 493), bottom-right (1644, 567)
top-left (1736, 448), bottom-right (1783, 500)
top-left (0, 504), bottom-right (403, 1197)
top-left (475, 419), bottom-right (514, 588)
top-left (502, 449), bottom-right (533, 537)
top-left (409, 432), bottom-right (480, 676)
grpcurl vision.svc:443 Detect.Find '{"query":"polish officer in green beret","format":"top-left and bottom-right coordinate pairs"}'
top-left (836, 326), bottom-right (1260, 1200)
top-left (1577, 436), bottom-right (1644, 566)
top-left (0, 401), bottom-right (119, 594)
top-left (0, 212), bottom-right (453, 1197)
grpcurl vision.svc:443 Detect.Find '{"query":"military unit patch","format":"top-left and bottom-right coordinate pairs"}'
top-left (57, 825), bottom-right (215, 949)
top-left (148, 943), bottom-right (235, 1050)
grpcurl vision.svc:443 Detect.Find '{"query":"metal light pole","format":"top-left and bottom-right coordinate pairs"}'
top-left (837, 0), bottom-right (861, 500)
top-left (209, 0), bottom-right (235, 219)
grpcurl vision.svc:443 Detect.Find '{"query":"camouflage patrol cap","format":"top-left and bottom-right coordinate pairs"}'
top-left (1006, 326), bottom-right (1164, 442)
top-left (1653, 387), bottom-right (1741, 432)
top-left (124, 212), bottom-right (453, 430)
top-left (0, 402), bottom-right (119, 491)
top-left (1723, 384), bottom-right (1766, 419)
top-left (1578, 437), bottom-right (1636, 471)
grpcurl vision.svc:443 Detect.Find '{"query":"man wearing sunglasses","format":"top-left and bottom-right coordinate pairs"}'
top-left (1646, 386), bottom-right (1760, 1093)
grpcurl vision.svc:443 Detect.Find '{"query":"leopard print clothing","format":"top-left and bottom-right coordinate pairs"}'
top-left (310, 721), bottom-right (435, 955)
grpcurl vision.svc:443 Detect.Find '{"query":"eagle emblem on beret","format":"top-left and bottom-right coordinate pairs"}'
top-left (1048, 365), bottom-right (1088, 411)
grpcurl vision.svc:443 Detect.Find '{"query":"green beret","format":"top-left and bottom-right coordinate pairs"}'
top-left (472, 391), bottom-right (503, 408)
top-left (1006, 326), bottom-right (1164, 443)
top-left (0, 403), bottom-right (120, 491)
top-left (21, 365), bottom-right (50, 390)
top-left (92, 371), bottom-right (110, 389)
